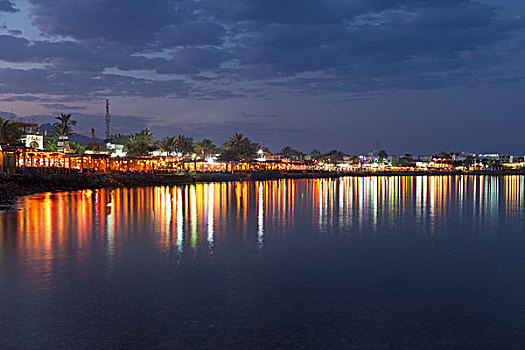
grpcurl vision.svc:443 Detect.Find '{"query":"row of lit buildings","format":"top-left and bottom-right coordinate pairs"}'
top-left (0, 144), bottom-right (317, 175)
top-left (1, 120), bottom-right (524, 175)
top-left (2, 143), bottom-right (524, 175)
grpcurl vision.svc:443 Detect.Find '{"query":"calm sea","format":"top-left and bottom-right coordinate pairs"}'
top-left (1, 176), bottom-right (525, 349)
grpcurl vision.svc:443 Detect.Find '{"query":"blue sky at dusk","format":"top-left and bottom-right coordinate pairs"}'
top-left (0, 0), bottom-right (524, 155)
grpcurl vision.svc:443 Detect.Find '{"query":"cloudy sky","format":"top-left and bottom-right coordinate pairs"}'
top-left (0, 0), bottom-right (524, 154)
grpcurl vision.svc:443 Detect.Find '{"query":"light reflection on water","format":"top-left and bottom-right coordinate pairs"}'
top-left (0, 176), bottom-right (521, 280)
top-left (2, 176), bottom-right (525, 262)
top-left (1, 176), bottom-right (525, 348)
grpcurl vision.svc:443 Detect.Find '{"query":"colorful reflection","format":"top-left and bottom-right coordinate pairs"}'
top-left (310, 175), bottom-right (522, 236)
top-left (1, 176), bottom-right (525, 288)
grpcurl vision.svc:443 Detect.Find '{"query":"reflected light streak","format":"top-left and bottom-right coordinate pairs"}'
top-left (4, 175), bottom-right (525, 286)
top-left (190, 186), bottom-right (197, 250)
top-left (106, 201), bottom-right (114, 258)
top-left (176, 187), bottom-right (183, 253)
top-left (257, 182), bottom-right (264, 253)
top-left (207, 184), bottom-right (214, 255)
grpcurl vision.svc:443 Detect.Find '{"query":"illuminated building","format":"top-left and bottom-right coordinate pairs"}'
top-left (15, 122), bottom-right (44, 150)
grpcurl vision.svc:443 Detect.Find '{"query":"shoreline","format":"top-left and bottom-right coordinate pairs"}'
top-left (196, 169), bottom-right (525, 182)
top-left (0, 172), bottom-right (195, 211)
top-left (2, 169), bottom-right (525, 210)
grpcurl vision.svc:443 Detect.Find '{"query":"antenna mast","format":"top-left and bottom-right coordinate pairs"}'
top-left (105, 99), bottom-right (110, 141)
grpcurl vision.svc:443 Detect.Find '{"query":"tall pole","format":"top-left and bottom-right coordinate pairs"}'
top-left (105, 99), bottom-right (110, 141)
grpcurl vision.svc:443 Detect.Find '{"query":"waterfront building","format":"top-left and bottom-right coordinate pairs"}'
top-left (15, 122), bottom-right (44, 150)
top-left (387, 155), bottom-right (399, 164)
top-left (478, 153), bottom-right (500, 161)
top-left (106, 143), bottom-right (127, 157)
top-left (0, 145), bottom-right (17, 174)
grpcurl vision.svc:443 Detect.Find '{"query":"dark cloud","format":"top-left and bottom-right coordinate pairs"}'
top-left (158, 21), bottom-right (227, 47)
top-left (238, 112), bottom-right (281, 119)
top-left (29, 0), bottom-right (177, 46)
top-left (157, 47), bottom-right (233, 74)
top-left (0, 0), bottom-right (518, 102)
top-left (0, 0), bottom-right (17, 13)
top-left (203, 0), bottom-right (401, 25)
top-left (40, 103), bottom-right (85, 110)
top-left (0, 95), bottom-right (42, 102)
top-left (0, 33), bottom-right (233, 80)
top-left (230, 2), bottom-right (523, 86)
top-left (0, 68), bottom-right (192, 99)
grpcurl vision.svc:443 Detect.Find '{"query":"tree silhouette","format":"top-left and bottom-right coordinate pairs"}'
top-left (174, 135), bottom-right (194, 155)
top-left (0, 118), bottom-right (21, 144)
top-left (194, 139), bottom-right (216, 158)
top-left (51, 114), bottom-right (77, 138)
top-left (221, 133), bottom-right (258, 161)
top-left (158, 136), bottom-right (177, 156)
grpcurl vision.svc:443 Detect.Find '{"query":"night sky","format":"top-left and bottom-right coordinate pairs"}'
top-left (0, 0), bottom-right (524, 155)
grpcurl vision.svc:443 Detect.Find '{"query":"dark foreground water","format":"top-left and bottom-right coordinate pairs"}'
top-left (1, 176), bottom-right (525, 349)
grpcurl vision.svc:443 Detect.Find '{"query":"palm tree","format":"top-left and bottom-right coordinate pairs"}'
top-left (44, 138), bottom-right (58, 151)
top-left (51, 113), bottom-right (77, 138)
top-left (71, 142), bottom-right (87, 154)
top-left (281, 146), bottom-right (294, 157)
top-left (401, 153), bottom-right (414, 166)
top-left (226, 133), bottom-right (246, 146)
top-left (310, 149), bottom-right (322, 158)
top-left (125, 135), bottom-right (152, 156)
top-left (108, 133), bottom-right (130, 145)
top-left (124, 135), bottom-right (139, 154)
top-left (174, 134), bottom-right (194, 156)
top-left (0, 118), bottom-right (21, 144)
top-left (324, 150), bottom-right (345, 164)
top-left (221, 133), bottom-right (258, 161)
top-left (136, 129), bottom-right (154, 144)
top-left (281, 146), bottom-right (304, 159)
top-left (194, 139), bottom-right (216, 159)
top-left (158, 136), bottom-right (177, 156)
top-left (124, 129), bottom-right (156, 156)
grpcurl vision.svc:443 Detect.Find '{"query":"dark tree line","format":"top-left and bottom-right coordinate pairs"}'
top-left (32, 113), bottom-right (370, 161)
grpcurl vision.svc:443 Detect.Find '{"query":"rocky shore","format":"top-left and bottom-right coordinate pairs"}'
top-left (2, 169), bottom-right (525, 210)
top-left (0, 172), bottom-right (194, 210)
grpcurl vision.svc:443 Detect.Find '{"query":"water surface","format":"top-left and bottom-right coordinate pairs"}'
top-left (1, 176), bottom-right (525, 349)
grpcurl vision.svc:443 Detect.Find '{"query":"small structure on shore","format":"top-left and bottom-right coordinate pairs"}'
top-left (0, 145), bottom-right (17, 174)
top-left (14, 121), bottom-right (44, 150)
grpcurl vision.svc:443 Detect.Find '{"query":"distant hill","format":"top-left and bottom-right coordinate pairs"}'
top-left (39, 123), bottom-right (105, 145)
top-left (0, 111), bottom-right (18, 119)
